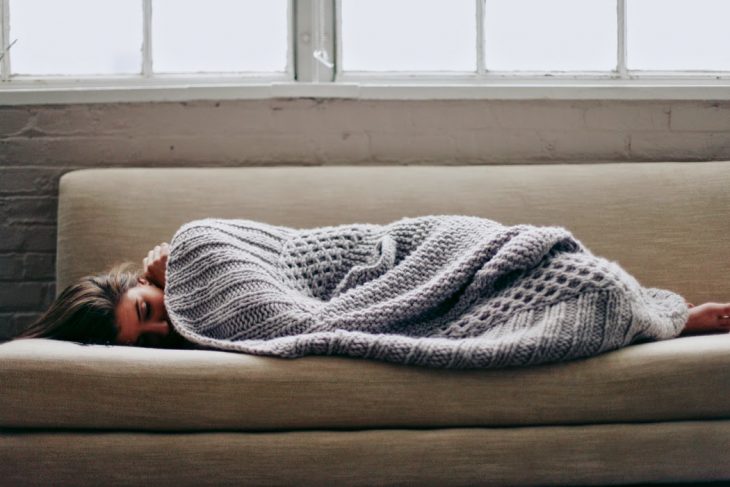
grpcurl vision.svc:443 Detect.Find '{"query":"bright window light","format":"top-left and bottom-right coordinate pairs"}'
top-left (341, 0), bottom-right (476, 72)
top-left (483, 0), bottom-right (617, 71)
top-left (627, 0), bottom-right (730, 71)
top-left (152, 0), bottom-right (288, 73)
top-left (9, 0), bottom-right (142, 75)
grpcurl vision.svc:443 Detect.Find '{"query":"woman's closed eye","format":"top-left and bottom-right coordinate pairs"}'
top-left (138, 299), bottom-right (149, 322)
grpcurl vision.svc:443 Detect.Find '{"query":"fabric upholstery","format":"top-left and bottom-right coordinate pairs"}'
top-left (56, 162), bottom-right (730, 304)
top-left (3, 162), bottom-right (729, 486)
top-left (2, 421), bottom-right (729, 486)
top-left (1, 334), bottom-right (729, 430)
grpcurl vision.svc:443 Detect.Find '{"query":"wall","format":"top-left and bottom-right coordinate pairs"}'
top-left (1, 98), bottom-right (729, 337)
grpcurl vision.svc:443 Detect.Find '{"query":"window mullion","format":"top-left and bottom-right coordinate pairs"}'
top-left (617, 0), bottom-right (627, 79)
top-left (1, 0), bottom-right (10, 81)
top-left (333, 0), bottom-right (341, 81)
top-left (313, 0), bottom-right (334, 82)
top-left (476, 0), bottom-right (484, 75)
top-left (287, 0), bottom-right (295, 80)
top-left (294, 0), bottom-right (312, 81)
top-left (142, 0), bottom-right (152, 77)
top-left (295, 0), bottom-right (334, 82)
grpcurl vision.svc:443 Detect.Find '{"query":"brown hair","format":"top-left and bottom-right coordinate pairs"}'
top-left (12, 261), bottom-right (143, 345)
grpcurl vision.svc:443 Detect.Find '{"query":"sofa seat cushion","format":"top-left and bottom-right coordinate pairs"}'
top-left (1, 335), bottom-right (729, 431)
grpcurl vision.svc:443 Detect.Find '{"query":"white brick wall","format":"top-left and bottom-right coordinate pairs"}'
top-left (0, 98), bottom-right (729, 337)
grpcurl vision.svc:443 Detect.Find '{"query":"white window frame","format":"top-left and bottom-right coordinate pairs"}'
top-left (0, 0), bottom-right (10, 82)
top-left (1, 0), bottom-right (730, 106)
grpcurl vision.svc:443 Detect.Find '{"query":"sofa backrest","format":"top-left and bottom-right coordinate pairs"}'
top-left (57, 162), bottom-right (730, 303)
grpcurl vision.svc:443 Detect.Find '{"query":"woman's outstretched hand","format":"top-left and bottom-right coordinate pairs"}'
top-left (143, 242), bottom-right (170, 290)
top-left (681, 301), bottom-right (730, 336)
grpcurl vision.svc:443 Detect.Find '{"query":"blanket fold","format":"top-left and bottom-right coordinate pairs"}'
top-left (163, 215), bottom-right (688, 368)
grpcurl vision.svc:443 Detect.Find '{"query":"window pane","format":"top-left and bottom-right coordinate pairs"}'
top-left (484, 0), bottom-right (616, 71)
top-left (341, 0), bottom-right (476, 72)
top-left (627, 0), bottom-right (730, 71)
top-left (152, 0), bottom-right (288, 73)
top-left (9, 0), bottom-right (141, 75)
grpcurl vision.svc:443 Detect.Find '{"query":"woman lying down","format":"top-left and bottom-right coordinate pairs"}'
top-left (12, 215), bottom-right (730, 369)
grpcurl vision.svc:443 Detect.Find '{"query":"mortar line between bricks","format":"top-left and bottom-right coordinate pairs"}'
top-left (0, 165), bottom-right (76, 168)
top-left (0, 195), bottom-right (58, 199)
top-left (0, 252), bottom-right (55, 255)
top-left (0, 279), bottom-right (56, 282)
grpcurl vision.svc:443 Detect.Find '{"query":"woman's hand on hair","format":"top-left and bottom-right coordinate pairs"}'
top-left (143, 242), bottom-right (170, 290)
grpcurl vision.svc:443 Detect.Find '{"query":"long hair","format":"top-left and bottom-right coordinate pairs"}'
top-left (12, 261), bottom-right (143, 345)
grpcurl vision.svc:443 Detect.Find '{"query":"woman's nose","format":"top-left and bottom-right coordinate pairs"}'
top-left (144, 321), bottom-right (171, 336)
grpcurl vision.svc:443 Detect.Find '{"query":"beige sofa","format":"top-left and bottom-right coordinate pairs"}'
top-left (1, 163), bottom-right (730, 486)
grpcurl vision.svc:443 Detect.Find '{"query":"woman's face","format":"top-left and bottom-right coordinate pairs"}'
top-left (114, 277), bottom-right (176, 347)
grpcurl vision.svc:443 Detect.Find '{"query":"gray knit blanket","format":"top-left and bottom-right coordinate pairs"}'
top-left (163, 215), bottom-right (688, 369)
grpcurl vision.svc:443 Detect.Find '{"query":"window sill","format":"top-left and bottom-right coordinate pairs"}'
top-left (1, 79), bottom-right (730, 105)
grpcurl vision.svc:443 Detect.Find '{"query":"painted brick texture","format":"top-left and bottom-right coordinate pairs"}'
top-left (0, 98), bottom-right (729, 338)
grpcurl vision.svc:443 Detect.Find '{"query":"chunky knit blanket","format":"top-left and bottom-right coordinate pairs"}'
top-left (163, 215), bottom-right (688, 369)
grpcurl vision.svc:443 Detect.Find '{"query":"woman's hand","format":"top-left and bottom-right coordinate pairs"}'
top-left (681, 302), bottom-right (730, 336)
top-left (143, 242), bottom-right (170, 290)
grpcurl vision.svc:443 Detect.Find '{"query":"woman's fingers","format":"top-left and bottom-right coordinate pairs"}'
top-left (684, 302), bottom-right (730, 335)
top-left (153, 243), bottom-right (170, 259)
top-left (708, 303), bottom-right (730, 320)
top-left (718, 318), bottom-right (730, 333)
top-left (143, 243), bottom-right (170, 279)
top-left (721, 304), bottom-right (730, 318)
top-left (157, 244), bottom-right (168, 263)
top-left (712, 304), bottom-right (730, 332)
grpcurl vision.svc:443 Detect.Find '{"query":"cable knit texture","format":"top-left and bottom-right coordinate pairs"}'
top-left (164, 215), bottom-right (689, 369)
